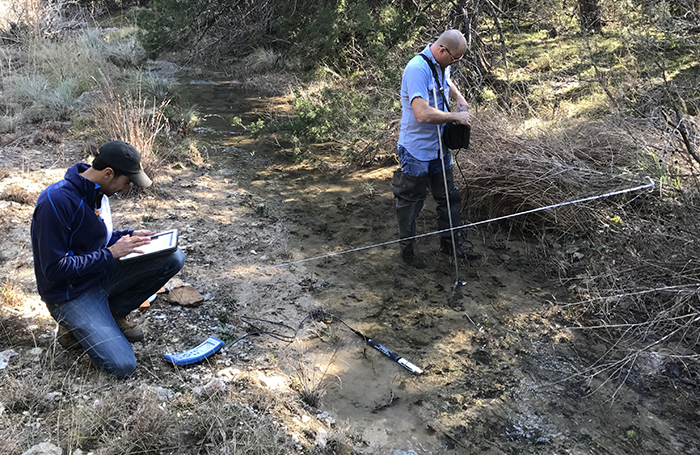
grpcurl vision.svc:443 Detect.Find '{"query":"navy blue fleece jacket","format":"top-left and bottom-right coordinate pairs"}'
top-left (31, 163), bottom-right (134, 305)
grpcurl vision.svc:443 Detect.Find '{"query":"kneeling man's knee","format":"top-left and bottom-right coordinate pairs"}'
top-left (106, 356), bottom-right (137, 378)
top-left (170, 248), bottom-right (186, 272)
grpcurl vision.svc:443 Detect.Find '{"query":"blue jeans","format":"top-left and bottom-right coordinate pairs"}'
top-left (48, 249), bottom-right (185, 377)
top-left (397, 145), bottom-right (453, 177)
top-left (393, 146), bottom-right (462, 249)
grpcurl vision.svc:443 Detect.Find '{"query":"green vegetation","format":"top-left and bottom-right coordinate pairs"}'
top-left (132, 1), bottom-right (700, 165)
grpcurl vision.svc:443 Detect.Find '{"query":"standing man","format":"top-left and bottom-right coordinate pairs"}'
top-left (31, 140), bottom-right (185, 377)
top-left (393, 29), bottom-right (479, 269)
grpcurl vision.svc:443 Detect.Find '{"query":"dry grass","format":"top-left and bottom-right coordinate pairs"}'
top-left (0, 0), bottom-right (41, 33)
top-left (0, 182), bottom-right (36, 204)
top-left (0, 280), bottom-right (22, 306)
top-left (284, 343), bottom-right (339, 409)
top-left (1, 3), bottom-right (148, 133)
top-left (91, 72), bottom-right (170, 180)
top-left (243, 48), bottom-right (281, 72)
top-left (456, 111), bottom-right (650, 234)
top-left (0, 282), bottom-right (34, 348)
top-left (0, 364), bottom-right (311, 455)
top-left (450, 108), bottom-right (700, 391)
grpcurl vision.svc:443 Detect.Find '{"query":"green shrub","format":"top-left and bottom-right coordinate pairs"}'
top-left (0, 113), bottom-right (23, 133)
top-left (275, 0), bottom-right (421, 72)
top-left (6, 75), bottom-right (76, 121)
top-left (136, 0), bottom-right (421, 72)
top-left (137, 0), bottom-right (272, 61)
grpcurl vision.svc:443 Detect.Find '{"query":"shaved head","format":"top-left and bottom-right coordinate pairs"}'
top-left (435, 29), bottom-right (467, 55)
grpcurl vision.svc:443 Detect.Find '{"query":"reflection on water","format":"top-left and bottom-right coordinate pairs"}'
top-left (175, 78), bottom-right (275, 149)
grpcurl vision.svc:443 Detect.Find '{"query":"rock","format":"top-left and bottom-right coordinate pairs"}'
top-left (46, 392), bottom-right (62, 402)
top-left (315, 427), bottom-right (328, 448)
top-left (0, 201), bottom-right (21, 209)
top-left (0, 349), bottom-right (18, 370)
top-left (201, 378), bottom-right (227, 396)
top-left (76, 91), bottom-right (102, 113)
top-left (154, 387), bottom-right (174, 402)
top-left (30, 347), bottom-right (43, 357)
top-left (166, 278), bottom-right (185, 290)
top-left (316, 411), bottom-right (336, 426)
top-left (21, 442), bottom-right (62, 455)
top-left (167, 285), bottom-right (204, 307)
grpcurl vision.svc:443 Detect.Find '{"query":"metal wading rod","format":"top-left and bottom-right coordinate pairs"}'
top-left (433, 82), bottom-right (462, 288)
top-left (197, 178), bottom-right (655, 283)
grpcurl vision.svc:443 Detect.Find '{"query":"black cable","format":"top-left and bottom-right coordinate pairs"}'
top-left (219, 310), bottom-right (422, 375)
top-left (301, 310), bottom-right (423, 375)
top-left (222, 316), bottom-right (296, 351)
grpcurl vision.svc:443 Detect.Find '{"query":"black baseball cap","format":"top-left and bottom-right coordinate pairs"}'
top-left (93, 141), bottom-right (152, 188)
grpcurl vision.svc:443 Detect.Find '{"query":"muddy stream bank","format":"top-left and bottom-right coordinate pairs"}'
top-left (167, 76), bottom-right (700, 454)
top-left (1, 71), bottom-right (698, 454)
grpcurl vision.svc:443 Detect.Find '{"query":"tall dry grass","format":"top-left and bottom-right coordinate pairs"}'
top-left (91, 72), bottom-right (170, 179)
top-left (457, 111), bottom-right (650, 233)
top-left (1, 2), bottom-right (148, 133)
top-left (0, 365), bottom-right (306, 454)
top-left (0, 0), bottom-right (41, 33)
top-left (455, 108), bottom-right (700, 390)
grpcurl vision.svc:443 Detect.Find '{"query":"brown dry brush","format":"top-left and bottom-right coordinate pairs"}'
top-left (458, 109), bottom-right (700, 386)
top-left (457, 111), bottom-right (647, 233)
top-left (91, 72), bottom-right (170, 180)
top-left (0, 373), bottom-right (302, 455)
top-left (0, 0), bottom-right (93, 40)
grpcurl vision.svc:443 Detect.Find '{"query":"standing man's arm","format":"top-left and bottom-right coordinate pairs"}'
top-left (411, 97), bottom-right (472, 125)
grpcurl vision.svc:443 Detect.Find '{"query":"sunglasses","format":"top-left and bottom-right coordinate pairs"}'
top-left (441, 45), bottom-right (463, 63)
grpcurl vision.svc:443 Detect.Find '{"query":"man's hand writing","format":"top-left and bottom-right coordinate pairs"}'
top-left (108, 234), bottom-right (151, 259)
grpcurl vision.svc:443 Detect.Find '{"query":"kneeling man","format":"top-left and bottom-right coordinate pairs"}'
top-left (31, 140), bottom-right (185, 377)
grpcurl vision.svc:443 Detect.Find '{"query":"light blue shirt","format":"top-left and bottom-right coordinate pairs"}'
top-left (397, 44), bottom-right (451, 161)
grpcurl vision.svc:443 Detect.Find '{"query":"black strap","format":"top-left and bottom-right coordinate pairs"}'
top-left (419, 53), bottom-right (450, 112)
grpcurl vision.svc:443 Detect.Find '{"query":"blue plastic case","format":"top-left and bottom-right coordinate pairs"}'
top-left (164, 336), bottom-right (225, 366)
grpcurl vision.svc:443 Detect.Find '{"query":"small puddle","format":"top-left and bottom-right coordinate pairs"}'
top-left (176, 78), bottom-right (448, 454)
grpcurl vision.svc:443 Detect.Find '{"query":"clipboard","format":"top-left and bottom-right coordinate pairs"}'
top-left (119, 229), bottom-right (179, 262)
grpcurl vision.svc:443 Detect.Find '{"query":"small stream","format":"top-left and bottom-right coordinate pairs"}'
top-left (174, 76), bottom-right (449, 455)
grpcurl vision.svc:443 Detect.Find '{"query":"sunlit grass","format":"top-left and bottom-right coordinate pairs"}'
top-left (1, 26), bottom-right (149, 128)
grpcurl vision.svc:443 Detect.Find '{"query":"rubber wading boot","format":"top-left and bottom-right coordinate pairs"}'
top-left (401, 244), bottom-right (427, 269)
top-left (56, 325), bottom-right (80, 350)
top-left (440, 237), bottom-right (481, 261)
top-left (113, 314), bottom-right (144, 343)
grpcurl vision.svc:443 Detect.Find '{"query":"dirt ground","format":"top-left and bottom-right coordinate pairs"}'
top-left (1, 74), bottom-right (700, 455)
